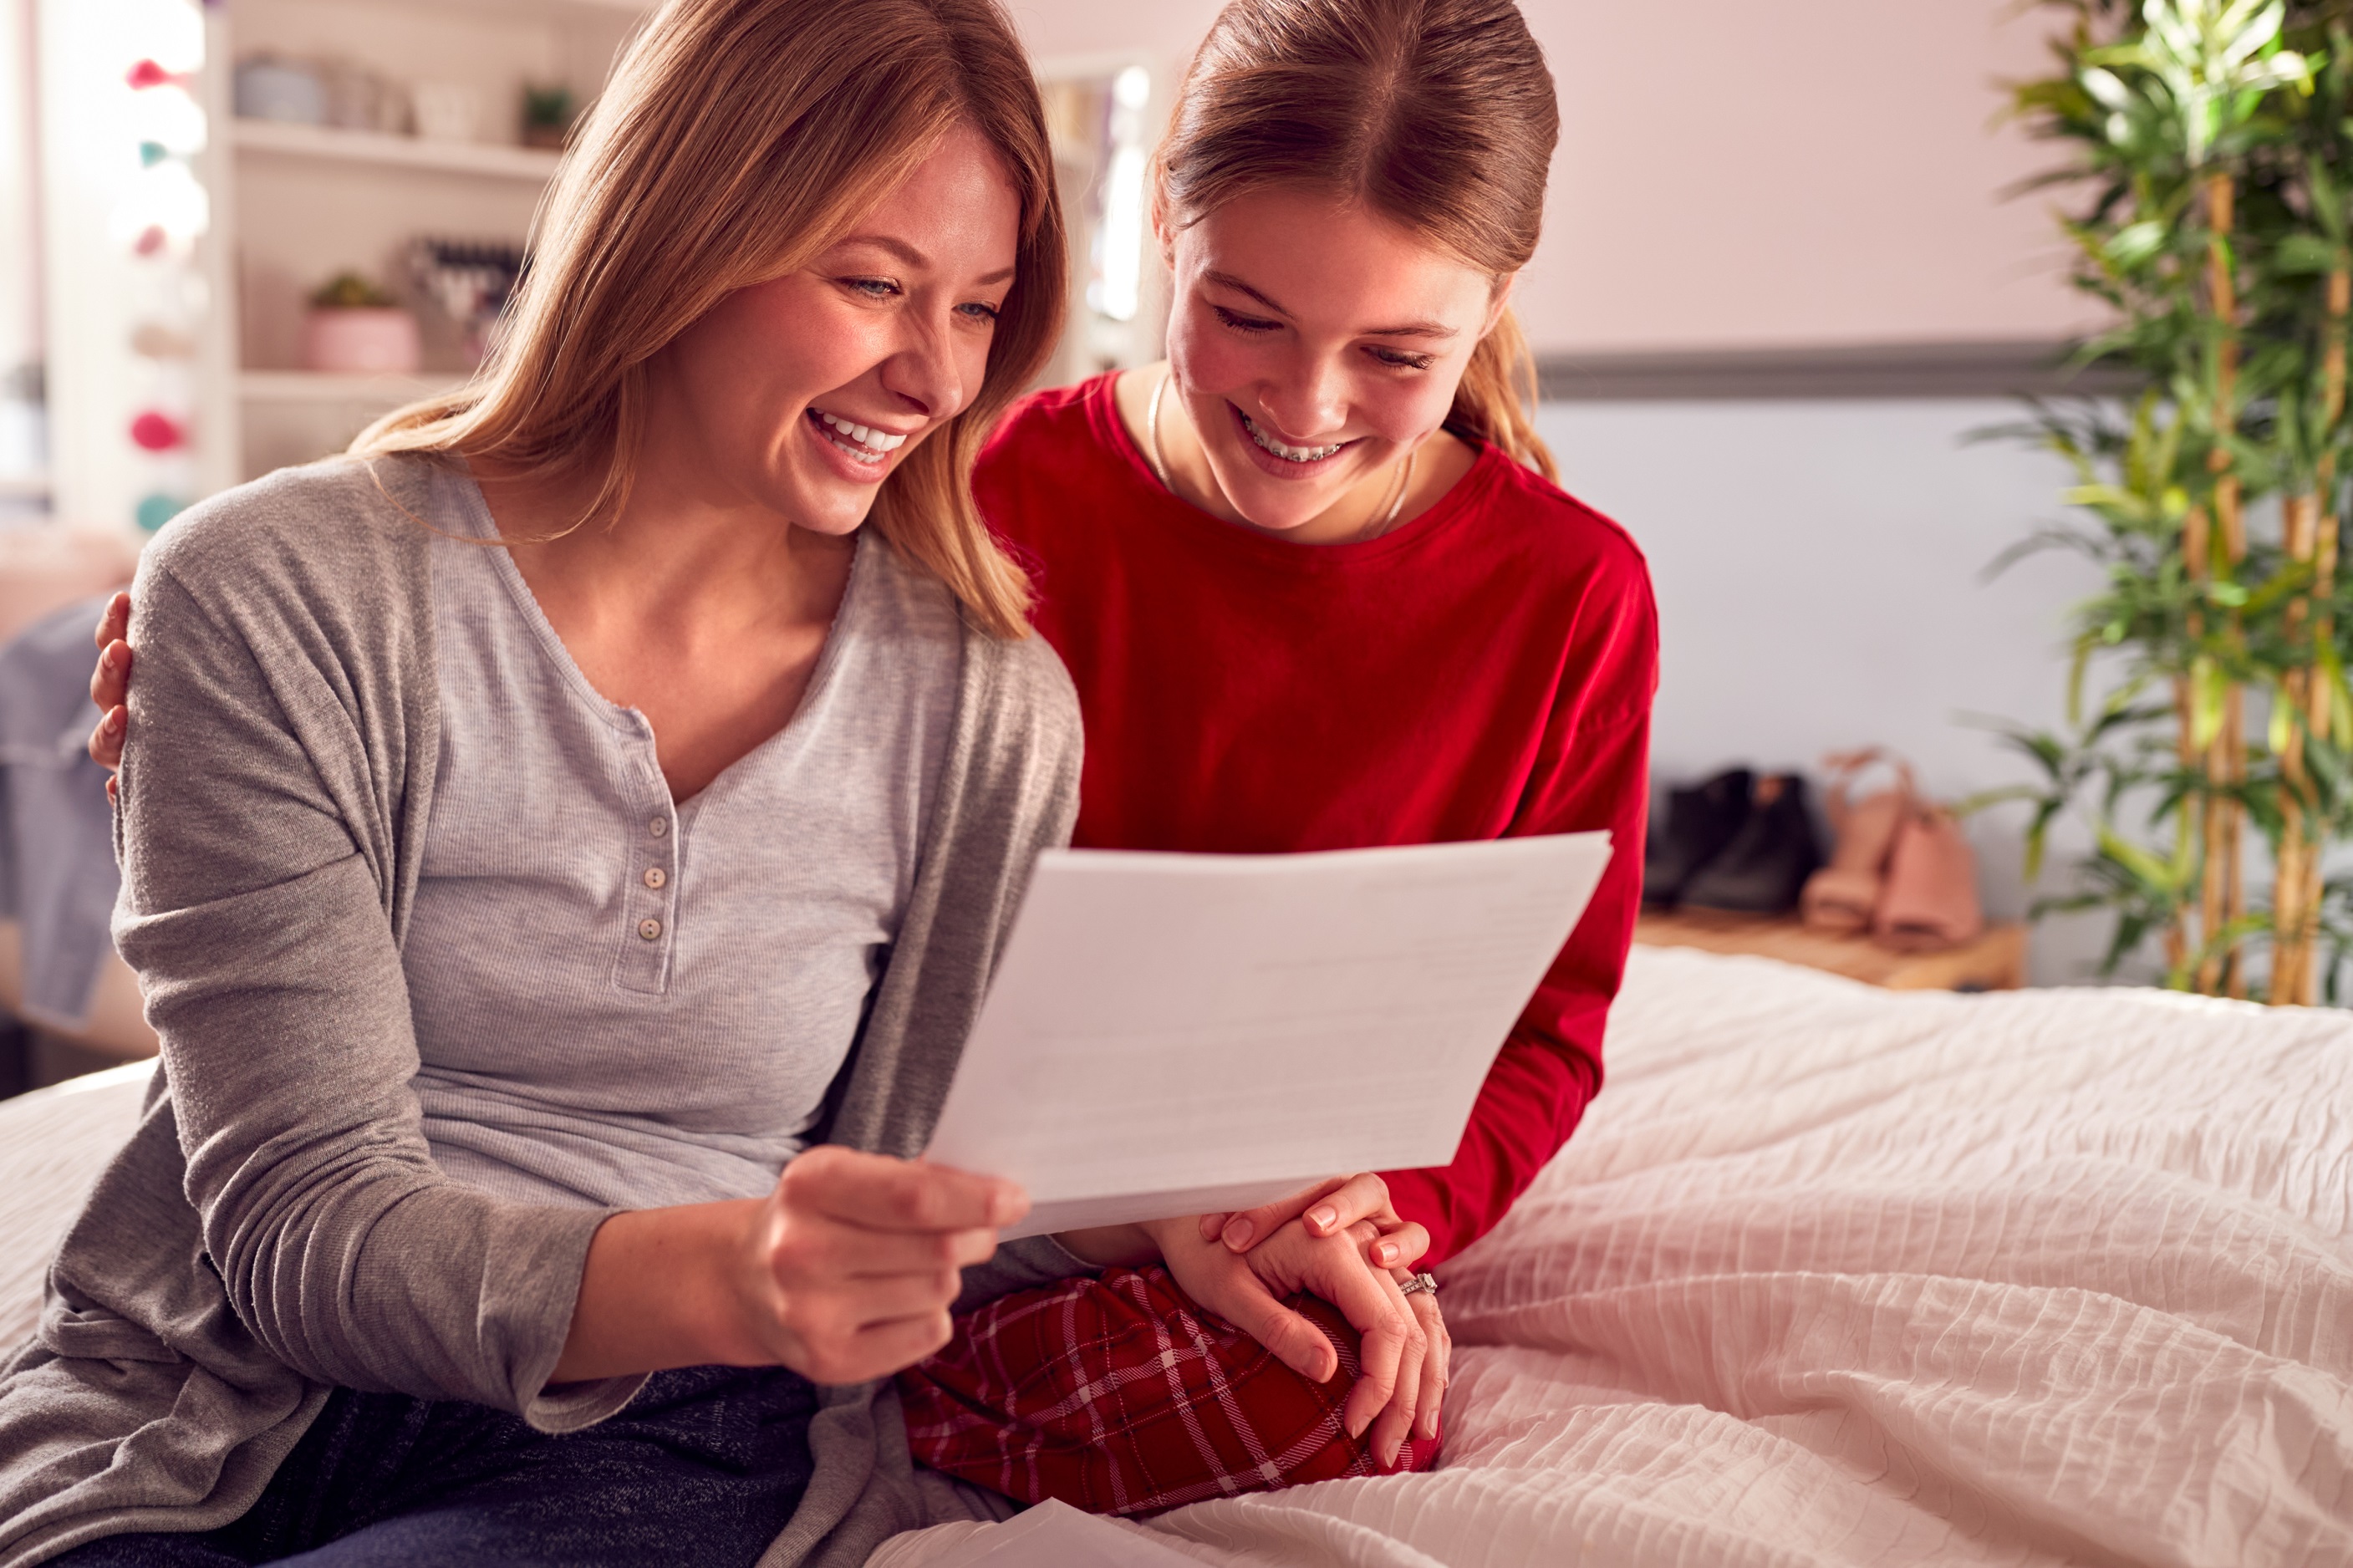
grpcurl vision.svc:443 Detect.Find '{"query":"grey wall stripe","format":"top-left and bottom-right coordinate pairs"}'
top-left (1534, 341), bottom-right (2135, 403)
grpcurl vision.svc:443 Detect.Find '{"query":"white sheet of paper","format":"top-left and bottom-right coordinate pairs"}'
top-left (924, 832), bottom-right (1612, 1240)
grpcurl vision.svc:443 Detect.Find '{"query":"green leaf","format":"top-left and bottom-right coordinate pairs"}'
top-left (2321, 637), bottom-right (2353, 749)
top-left (2192, 656), bottom-right (2229, 752)
top-left (2068, 633), bottom-right (2097, 726)
top-left (2025, 796), bottom-right (2065, 883)
top-left (2081, 65), bottom-right (2135, 110)
top-left (2097, 823), bottom-right (2183, 895)
top-left (2274, 232), bottom-right (2345, 272)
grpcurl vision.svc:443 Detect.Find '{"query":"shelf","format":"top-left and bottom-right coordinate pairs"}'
top-left (233, 119), bottom-right (564, 182)
top-left (0, 476), bottom-right (50, 503)
top-left (239, 371), bottom-right (468, 404)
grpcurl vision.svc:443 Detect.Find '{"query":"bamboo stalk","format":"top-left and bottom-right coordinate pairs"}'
top-left (2181, 506), bottom-right (2211, 986)
top-left (2296, 267), bottom-right (2353, 1004)
top-left (2274, 267), bottom-right (2350, 1005)
top-left (2200, 171), bottom-right (2243, 996)
top-left (2304, 509), bottom-right (2340, 1003)
top-left (2279, 493), bottom-right (2318, 1003)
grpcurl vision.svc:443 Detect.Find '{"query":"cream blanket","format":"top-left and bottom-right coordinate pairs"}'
top-left (8, 947), bottom-right (2350, 1565)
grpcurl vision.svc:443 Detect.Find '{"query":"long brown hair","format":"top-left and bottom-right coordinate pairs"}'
top-left (1159, 0), bottom-right (1559, 481)
top-left (352, 0), bottom-right (1064, 638)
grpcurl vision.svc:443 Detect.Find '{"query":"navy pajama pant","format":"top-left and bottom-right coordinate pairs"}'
top-left (50, 1367), bottom-right (817, 1567)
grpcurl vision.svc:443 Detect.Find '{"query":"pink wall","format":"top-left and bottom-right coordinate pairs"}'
top-left (1008, 0), bottom-right (2095, 355)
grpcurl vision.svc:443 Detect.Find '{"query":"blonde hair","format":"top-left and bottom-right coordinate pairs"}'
top-left (1158, 0), bottom-right (1559, 482)
top-left (352, 0), bottom-right (1066, 639)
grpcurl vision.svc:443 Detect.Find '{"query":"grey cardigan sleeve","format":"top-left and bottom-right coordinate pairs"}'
top-left (112, 547), bottom-right (629, 1432)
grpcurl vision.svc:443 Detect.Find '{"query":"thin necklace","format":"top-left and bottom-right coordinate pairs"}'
top-left (1146, 367), bottom-right (1416, 541)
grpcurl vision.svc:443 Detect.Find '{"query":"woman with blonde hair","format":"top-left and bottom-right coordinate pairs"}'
top-left (3, 0), bottom-right (1411, 1561)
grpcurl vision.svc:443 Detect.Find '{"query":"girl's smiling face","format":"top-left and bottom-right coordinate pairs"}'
top-left (1159, 185), bottom-right (1509, 539)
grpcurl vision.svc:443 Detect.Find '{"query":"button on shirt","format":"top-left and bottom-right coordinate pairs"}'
top-left (400, 470), bottom-right (960, 1209)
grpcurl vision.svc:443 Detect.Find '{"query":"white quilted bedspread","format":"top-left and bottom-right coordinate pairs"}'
top-left (8, 949), bottom-right (2352, 1565)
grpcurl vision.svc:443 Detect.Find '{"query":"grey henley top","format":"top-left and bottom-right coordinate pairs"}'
top-left (0, 456), bottom-right (1092, 1568)
top-left (410, 471), bottom-right (960, 1209)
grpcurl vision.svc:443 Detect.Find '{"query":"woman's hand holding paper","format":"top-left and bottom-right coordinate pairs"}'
top-left (554, 1148), bottom-right (1026, 1389)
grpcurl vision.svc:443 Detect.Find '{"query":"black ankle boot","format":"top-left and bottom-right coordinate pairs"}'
top-left (1643, 766), bottom-right (1754, 909)
top-left (1680, 774), bottom-right (1824, 914)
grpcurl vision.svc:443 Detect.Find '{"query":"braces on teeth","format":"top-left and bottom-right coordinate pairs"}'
top-left (812, 410), bottom-right (909, 463)
top-left (1241, 414), bottom-right (1344, 463)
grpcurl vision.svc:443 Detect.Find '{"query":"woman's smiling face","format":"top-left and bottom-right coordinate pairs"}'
top-left (1160, 185), bottom-right (1507, 536)
top-left (644, 122), bottom-right (1021, 537)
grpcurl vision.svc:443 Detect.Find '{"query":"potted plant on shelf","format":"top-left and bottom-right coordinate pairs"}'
top-left (1989, 0), bottom-right (2353, 1001)
top-left (299, 272), bottom-right (420, 375)
top-left (521, 84), bottom-right (578, 150)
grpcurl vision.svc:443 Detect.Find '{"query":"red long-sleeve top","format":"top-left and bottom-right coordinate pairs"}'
top-left (976, 375), bottom-right (1658, 1265)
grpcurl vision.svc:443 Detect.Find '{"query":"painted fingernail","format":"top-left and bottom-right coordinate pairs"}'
top-left (1309, 1204), bottom-right (1338, 1231)
top-left (1221, 1217), bottom-right (1254, 1249)
top-left (1375, 1242), bottom-right (1400, 1266)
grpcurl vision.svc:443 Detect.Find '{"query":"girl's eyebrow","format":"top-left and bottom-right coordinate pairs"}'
top-left (1205, 268), bottom-right (1291, 316)
top-left (1202, 267), bottom-right (1456, 339)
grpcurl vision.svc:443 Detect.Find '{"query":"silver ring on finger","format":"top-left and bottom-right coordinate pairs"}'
top-left (1397, 1271), bottom-right (1439, 1298)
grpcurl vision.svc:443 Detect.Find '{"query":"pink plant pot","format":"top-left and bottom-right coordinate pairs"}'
top-left (301, 307), bottom-right (421, 374)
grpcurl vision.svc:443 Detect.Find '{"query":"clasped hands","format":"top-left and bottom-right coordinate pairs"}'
top-left (1062, 1172), bottom-right (1448, 1466)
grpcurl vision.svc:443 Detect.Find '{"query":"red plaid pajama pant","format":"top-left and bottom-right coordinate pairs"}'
top-left (895, 1264), bottom-right (1439, 1517)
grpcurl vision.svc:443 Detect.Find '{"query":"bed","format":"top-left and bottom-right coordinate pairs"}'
top-left (6, 946), bottom-right (2349, 1565)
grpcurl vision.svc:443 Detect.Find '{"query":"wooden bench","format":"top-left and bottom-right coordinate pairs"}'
top-left (1635, 909), bottom-right (2028, 992)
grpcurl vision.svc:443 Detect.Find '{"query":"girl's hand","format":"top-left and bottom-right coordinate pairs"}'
top-left (89, 591), bottom-right (131, 794)
top-left (1199, 1170), bottom-right (1429, 1275)
top-left (1140, 1209), bottom-right (1442, 1467)
top-left (555, 1147), bottom-right (1026, 1388)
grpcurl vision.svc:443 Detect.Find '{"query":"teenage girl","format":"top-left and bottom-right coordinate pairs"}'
top-left (896, 0), bottom-right (1657, 1513)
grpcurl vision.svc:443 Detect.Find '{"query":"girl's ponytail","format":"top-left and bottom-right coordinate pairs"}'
top-left (1449, 307), bottom-right (1556, 483)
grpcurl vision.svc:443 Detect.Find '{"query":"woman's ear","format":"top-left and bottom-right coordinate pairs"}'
top-left (1480, 272), bottom-right (1520, 340)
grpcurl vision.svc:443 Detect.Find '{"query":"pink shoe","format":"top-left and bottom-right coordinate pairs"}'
top-left (1801, 750), bottom-right (1910, 935)
top-left (1876, 802), bottom-right (1984, 951)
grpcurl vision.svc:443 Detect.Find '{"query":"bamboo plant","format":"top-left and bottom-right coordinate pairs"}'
top-left (1990, 0), bottom-right (2353, 1000)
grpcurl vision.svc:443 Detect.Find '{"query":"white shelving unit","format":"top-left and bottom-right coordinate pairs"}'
top-left (216, 0), bottom-right (644, 483)
top-left (232, 118), bottom-right (564, 182)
